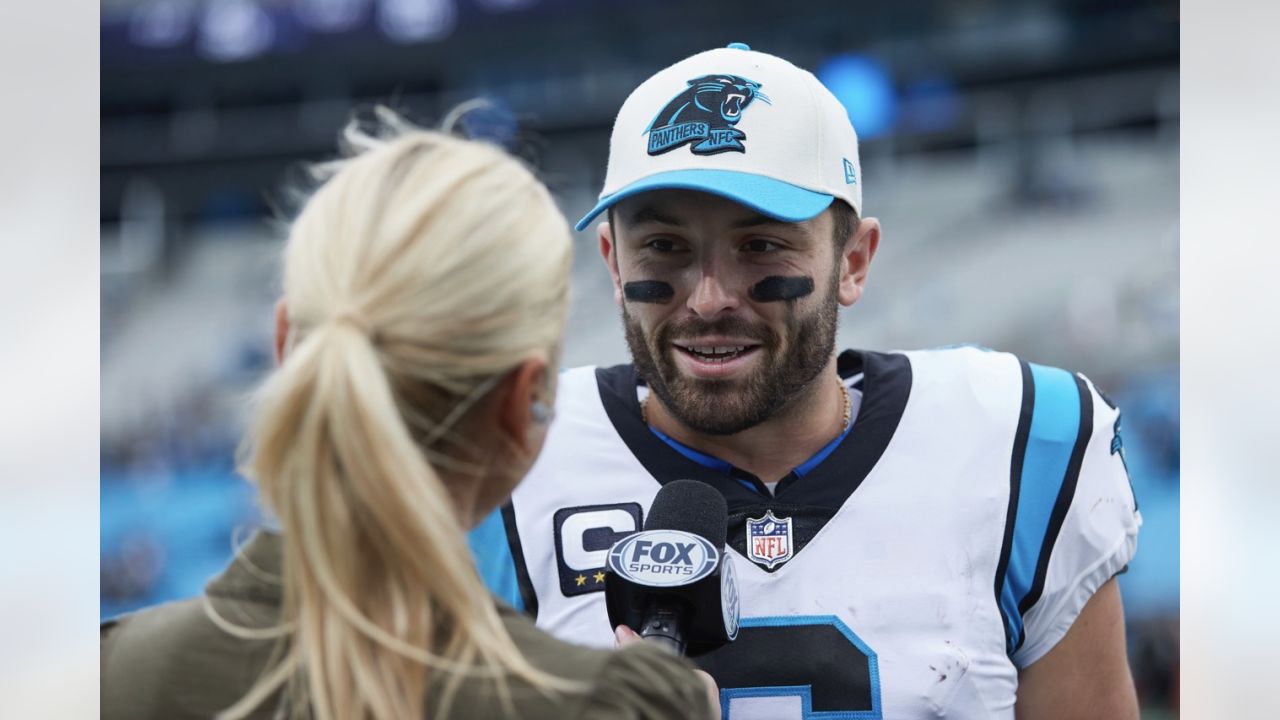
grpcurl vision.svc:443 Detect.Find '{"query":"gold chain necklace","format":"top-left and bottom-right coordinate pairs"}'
top-left (839, 375), bottom-right (852, 430)
top-left (641, 375), bottom-right (851, 431)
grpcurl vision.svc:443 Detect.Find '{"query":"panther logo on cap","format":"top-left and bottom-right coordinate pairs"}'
top-left (645, 74), bottom-right (770, 156)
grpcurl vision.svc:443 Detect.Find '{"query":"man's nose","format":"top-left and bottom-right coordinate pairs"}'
top-left (686, 269), bottom-right (740, 319)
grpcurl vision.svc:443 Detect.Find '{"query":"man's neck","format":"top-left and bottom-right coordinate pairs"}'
top-left (645, 360), bottom-right (847, 483)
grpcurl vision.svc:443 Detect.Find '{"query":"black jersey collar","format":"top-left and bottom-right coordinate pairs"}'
top-left (595, 349), bottom-right (912, 513)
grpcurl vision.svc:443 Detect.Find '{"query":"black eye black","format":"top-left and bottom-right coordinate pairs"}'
top-left (744, 239), bottom-right (777, 252)
top-left (648, 238), bottom-right (677, 251)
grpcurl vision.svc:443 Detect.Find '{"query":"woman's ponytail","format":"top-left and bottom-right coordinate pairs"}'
top-left (220, 115), bottom-right (576, 719)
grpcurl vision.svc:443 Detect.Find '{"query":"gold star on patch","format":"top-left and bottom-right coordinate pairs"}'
top-left (575, 574), bottom-right (587, 586)
top-left (593, 571), bottom-right (606, 584)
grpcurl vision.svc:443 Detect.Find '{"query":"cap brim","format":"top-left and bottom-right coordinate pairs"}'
top-left (573, 169), bottom-right (834, 231)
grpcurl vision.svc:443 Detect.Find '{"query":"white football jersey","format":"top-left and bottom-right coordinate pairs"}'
top-left (469, 347), bottom-right (1140, 719)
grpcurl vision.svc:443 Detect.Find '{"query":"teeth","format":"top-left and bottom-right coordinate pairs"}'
top-left (687, 345), bottom-right (746, 356)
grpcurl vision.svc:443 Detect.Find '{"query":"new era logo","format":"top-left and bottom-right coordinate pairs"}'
top-left (843, 158), bottom-right (857, 185)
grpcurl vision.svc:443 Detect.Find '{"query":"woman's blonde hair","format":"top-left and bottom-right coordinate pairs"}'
top-left (220, 108), bottom-right (574, 720)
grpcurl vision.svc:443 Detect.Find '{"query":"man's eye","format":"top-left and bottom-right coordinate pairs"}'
top-left (646, 238), bottom-right (678, 252)
top-left (743, 238), bottom-right (780, 253)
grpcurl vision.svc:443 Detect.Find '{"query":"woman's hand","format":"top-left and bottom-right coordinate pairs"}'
top-left (614, 625), bottom-right (722, 720)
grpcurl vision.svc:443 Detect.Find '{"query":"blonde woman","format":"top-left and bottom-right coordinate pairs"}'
top-left (100, 111), bottom-right (718, 720)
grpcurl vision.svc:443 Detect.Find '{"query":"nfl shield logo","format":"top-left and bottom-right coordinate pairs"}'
top-left (746, 510), bottom-right (793, 569)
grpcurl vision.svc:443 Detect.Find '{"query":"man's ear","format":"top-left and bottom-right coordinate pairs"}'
top-left (598, 220), bottom-right (624, 306)
top-left (495, 355), bottom-right (551, 454)
top-left (273, 298), bottom-right (290, 365)
top-left (838, 217), bottom-right (881, 307)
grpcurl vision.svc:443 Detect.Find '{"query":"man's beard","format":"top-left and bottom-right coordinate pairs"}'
top-left (623, 275), bottom-right (839, 436)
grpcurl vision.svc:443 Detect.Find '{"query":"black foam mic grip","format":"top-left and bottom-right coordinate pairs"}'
top-left (643, 479), bottom-right (728, 547)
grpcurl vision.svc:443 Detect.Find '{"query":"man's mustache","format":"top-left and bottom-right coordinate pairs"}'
top-left (656, 317), bottom-right (776, 345)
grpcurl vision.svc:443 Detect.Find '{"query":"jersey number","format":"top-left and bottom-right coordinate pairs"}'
top-left (696, 615), bottom-right (882, 719)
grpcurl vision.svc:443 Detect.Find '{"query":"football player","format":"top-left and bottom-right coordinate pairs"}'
top-left (468, 43), bottom-right (1141, 719)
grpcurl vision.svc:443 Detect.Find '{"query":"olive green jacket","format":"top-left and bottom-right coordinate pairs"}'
top-left (101, 531), bottom-right (711, 720)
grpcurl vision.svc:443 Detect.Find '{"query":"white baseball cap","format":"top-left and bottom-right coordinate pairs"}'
top-left (575, 42), bottom-right (862, 232)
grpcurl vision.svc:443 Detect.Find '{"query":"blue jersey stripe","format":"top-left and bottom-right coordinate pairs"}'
top-left (998, 363), bottom-right (1083, 652)
top-left (793, 421), bottom-right (854, 477)
top-left (467, 507), bottom-right (524, 612)
top-left (649, 425), bottom-right (734, 472)
top-left (648, 410), bottom-right (854, 479)
top-left (1015, 374), bottom-right (1093, 652)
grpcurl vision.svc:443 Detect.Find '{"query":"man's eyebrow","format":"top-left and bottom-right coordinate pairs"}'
top-left (729, 213), bottom-right (784, 229)
top-left (625, 206), bottom-right (685, 227)
top-left (729, 213), bottom-right (810, 235)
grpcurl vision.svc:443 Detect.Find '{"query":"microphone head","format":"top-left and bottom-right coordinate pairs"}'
top-left (606, 479), bottom-right (737, 656)
top-left (644, 479), bottom-right (728, 548)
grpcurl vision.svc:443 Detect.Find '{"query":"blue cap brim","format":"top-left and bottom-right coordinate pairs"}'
top-left (573, 170), bottom-right (834, 231)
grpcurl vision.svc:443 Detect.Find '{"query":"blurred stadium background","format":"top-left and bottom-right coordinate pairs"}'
top-left (100, 0), bottom-right (1179, 715)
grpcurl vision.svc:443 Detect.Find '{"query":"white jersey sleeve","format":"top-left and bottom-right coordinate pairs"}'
top-left (1010, 372), bottom-right (1141, 668)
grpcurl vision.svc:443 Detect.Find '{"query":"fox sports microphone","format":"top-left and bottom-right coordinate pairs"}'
top-left (604, 479), bottom-right (740, 656)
